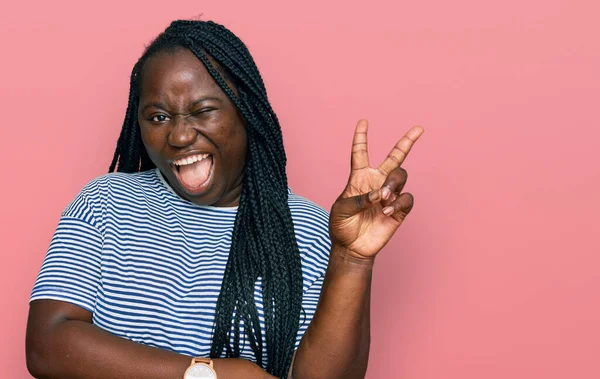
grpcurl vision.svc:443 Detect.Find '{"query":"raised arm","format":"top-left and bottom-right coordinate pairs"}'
top-left (26, 299), bottom-right (275, 379)
top-left (292, 120), bottom-right (424, 379)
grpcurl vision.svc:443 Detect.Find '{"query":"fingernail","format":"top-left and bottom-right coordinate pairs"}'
top-left (382, 187), bottom-right (391, 200)
top-left (383, 206), bottom-right (394, 216)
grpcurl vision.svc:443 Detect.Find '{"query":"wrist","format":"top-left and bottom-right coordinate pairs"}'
top-left (184, 357), bottom-right (217, 379)
top-left (212, 358), bottom-right (270, 377)
top-left (329, 245), bottom-right (376, 270)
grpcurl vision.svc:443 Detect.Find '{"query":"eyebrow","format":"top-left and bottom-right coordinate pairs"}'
top-left (141, 96), bottom-right (223, 112)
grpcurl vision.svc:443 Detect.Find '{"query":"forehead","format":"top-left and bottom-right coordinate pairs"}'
top-left (139, 48), bottom-right (221, 100)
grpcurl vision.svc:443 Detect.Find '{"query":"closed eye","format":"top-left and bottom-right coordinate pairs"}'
top-left (194, 108), bottom-right (216, 115)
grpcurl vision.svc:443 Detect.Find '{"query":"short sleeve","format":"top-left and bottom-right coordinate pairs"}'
top-left (30, 190), bottom-right (103, 312)
top-left (287, 192), bottom-right (332, 349)
top-left (294, 238), bottom-right (331, 349)
top-left (295, 274), bottom-right (325, 349)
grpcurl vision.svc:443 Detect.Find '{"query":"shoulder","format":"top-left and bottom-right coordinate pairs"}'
top-left (62, 170), bottom-right (160, 223)
top-left (287, 190), bottom-right (331, 269)
top-left (71, 170), bottom-right (158, 199)
top-left (288, 190), bottom-right (330, 238)
top-left (80, 170), bottom-right (158, 193)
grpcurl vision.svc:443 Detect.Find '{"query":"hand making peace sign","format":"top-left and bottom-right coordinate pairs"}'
top-left (329, 119), bottom-right (425, 260)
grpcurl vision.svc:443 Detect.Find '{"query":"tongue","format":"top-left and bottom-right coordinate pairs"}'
top-left (178, 156), bottom-right (212, 189)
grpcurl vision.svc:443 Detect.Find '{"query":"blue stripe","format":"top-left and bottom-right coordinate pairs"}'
top-left (31, 168), bottom-right (331, 366)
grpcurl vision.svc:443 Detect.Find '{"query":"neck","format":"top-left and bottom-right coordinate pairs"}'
top-left (210, 180), bottom-right (243, 207)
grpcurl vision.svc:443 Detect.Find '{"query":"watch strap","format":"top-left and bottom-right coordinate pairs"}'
top-left (191, 357), bottom-right (212, 365)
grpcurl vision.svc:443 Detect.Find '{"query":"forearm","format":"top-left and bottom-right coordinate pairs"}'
top-left (292, 246), bottom-right (373, 379)
top-left (27, 317), bottom-right (272, 379)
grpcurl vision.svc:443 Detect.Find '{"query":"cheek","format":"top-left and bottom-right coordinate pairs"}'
top-left (139, 125), bottom-right (164, 158)
top-left (229, 124), bottom-right (247, 161)
top-left (219, 125), bottom-right (246, 176)
top-left (235, 127), bottom-right (247, 153)
top-left (213, 111), bottom-right (247, 159)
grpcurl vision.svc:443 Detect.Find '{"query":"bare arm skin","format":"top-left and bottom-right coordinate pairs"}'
top-left (26, 300), bottom-right (276, 379)
top-left (292, 120), bottom-right (424, 379)
top-left (27, 120), bottom-right (422, 379)
top-left (292, 248), bottom-right (373, 379)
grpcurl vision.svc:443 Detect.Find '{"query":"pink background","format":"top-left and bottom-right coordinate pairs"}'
top-left (1, 0), bottom-right (599, 378)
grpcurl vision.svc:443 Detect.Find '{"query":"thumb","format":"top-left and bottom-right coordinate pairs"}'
top-left (332, 189), bottom-right (382, 217)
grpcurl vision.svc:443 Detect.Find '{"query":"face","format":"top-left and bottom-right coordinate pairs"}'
top-left (138, 48), bottom-right (247, 207)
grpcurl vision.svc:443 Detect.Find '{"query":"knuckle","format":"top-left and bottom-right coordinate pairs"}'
top-left (378, 166), bottom-right (390, 176)
top-left (404, 193), bottom-right (415, 211)
top-left (384, 178), bottom-right (397, 188)
top-left (330, 201), bottom-right (340, 214)
top-left (387, 154), bottom-right (402, 165)
top-left (388, 167), bottom-right (407, 183)
top-left (396, 167), bottom-right (408, 179)
top-left (355, 195), bottom-right (364, 209)
top-left (395, 193), bottom-right (413, 210)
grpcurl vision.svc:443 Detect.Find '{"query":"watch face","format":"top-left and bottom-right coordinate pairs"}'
top-left (185, 364), bottom-right (217, 379)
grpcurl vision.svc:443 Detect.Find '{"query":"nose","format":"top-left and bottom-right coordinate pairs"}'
top-left (167, 116), bottom-right (197, 148)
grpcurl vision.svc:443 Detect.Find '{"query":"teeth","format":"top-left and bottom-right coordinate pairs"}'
top-left (173, 154), bottom-right (209, 166)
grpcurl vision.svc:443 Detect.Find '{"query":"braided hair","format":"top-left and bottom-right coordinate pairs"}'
top-left (109, 20), bottom-right (303, 377)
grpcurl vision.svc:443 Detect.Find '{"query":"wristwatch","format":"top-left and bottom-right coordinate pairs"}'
top-left (183, 357), bottom-right (217, 379)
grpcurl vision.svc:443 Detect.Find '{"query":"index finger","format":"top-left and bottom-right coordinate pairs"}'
top-left (351, 119), bottom-right (370, 170)
top-left (378, 125), bottom-right (424, 174)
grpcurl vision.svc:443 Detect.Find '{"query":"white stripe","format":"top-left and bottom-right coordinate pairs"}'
top-left (31, 168), bottom-right (330, 365)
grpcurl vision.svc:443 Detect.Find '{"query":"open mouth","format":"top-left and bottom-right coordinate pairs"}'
top-left (170, 153), bottom-right (214, 194)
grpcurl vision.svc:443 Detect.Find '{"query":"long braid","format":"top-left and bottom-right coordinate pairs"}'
top-left (109, 20), bottom-right (303, 378)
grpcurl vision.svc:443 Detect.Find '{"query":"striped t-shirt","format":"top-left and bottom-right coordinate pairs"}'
top-left (30, 168), bottom-right (331, 364)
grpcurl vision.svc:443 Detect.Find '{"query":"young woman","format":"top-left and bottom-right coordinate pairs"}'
top-left (26, 20), bottom-right (423, 379)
